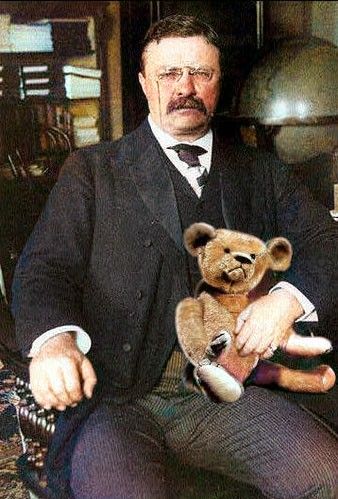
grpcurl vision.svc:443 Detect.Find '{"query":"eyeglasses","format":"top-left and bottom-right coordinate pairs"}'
top-left (156, 66), bottom-right (214, 85)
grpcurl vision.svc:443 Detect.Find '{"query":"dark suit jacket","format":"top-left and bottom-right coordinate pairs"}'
top-left (12, 119), bottom-right (338, 401)
top-left (11, 119), bottom-right (338, 496)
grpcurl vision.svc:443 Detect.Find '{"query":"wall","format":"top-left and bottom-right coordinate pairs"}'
top-left (311, 1), bottom-right (338, 45)
top-left (264, 1), bottom-right (311, 38)
top-left (264, 1), bottom-right (338, 44)
top-left (105, 1), bottom-right (337, 139)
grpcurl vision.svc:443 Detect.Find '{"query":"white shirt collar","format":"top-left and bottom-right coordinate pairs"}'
top-left (147, 114), bottom-right (213, 156)
top-left (147, 115), bottom-right (213, 198)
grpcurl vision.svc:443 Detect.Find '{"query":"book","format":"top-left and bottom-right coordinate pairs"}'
top-left (62, 65), bottom-right (102, 79)
top-left (73, 115), bottom-right (97, 128)
top-left (0, 14), bottom-right (11, 52)
top-left (74, 127), bottom-right (99, 137)
top-left (10, 23), bottom-right (53, 53)
top-left (22, 65), bottom-right (49, 73)
top-left (25, 88), bottom-right (50, 96)
top-left (64, 74), bottom-right (101, 99)
top-left (73, 126), bottom-right (100, 148)
top-left (20, 65), bottom-right (51, 98)
top-left (24, 78), bottom-right (50, 86)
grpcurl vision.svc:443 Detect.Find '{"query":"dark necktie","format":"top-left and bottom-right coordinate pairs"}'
top-left (168, 143), bottom-right (208, 188)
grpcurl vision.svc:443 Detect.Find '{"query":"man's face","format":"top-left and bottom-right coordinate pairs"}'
top-left (139, 36), bottom-right (221, 141)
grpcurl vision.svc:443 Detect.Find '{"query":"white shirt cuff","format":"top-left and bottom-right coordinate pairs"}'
top-left (269, 281), bottom-right (318, 322)
top-left (29, 325), bottom-right (92, 357)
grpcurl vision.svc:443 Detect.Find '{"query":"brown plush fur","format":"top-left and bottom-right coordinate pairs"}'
top-left (176, 223), bottom-right (335, 402)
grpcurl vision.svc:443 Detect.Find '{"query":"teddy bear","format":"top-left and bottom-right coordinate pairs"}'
top-left (175, 222), bottom-right (336, 403)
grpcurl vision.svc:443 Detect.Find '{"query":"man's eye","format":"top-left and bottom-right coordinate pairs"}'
top-left (191, 69), bottom-right (212, 81)
top-left (159, 70), bottom-right (181, 81)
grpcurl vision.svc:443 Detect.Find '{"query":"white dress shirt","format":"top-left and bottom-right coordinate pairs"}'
top-left (29, 116), bottom-right (317, 356)
top-left (148, 114), bottom-right (212, 197)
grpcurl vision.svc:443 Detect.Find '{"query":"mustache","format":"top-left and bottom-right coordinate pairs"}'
top-left (167, 96), bottom-right (207, 115)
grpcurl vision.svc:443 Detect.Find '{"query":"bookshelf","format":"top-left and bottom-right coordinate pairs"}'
top-left (0, 1), bottom-right (110, 180)
top-left (0, 2), bottom-right (110, 302)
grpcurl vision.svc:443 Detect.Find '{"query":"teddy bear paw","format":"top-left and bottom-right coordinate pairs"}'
top-left (206, 330), bottom-right (232, 358)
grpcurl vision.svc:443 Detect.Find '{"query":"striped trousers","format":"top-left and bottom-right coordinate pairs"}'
top-left (68, 352), bottom-right (338, 498)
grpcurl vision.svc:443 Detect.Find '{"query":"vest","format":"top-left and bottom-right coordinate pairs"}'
top-left (153, 153), bottom-right (226, 397)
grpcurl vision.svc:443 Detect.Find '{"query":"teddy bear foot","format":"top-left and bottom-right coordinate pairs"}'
top-left (197, 362), bottom-right (244, 402)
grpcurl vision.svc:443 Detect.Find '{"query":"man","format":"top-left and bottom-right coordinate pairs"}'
top-left (12, 15), bottom-right (337, 499)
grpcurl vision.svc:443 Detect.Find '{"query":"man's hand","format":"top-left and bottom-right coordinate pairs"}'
top-left (29, 332), bottom-right (97, 411)
top-left (234, 289), bottom-right (303, 358)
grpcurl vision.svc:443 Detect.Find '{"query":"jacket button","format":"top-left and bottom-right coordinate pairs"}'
top-left (143, 239), bottom-right (153, 247)
top-left (136, 290), bottom-right (143, 300)
top-left (122, 342), bottom-right (131, 352)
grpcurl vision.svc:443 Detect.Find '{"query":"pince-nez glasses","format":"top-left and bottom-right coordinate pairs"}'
top-left (156, 66), bottom-right (214, 85)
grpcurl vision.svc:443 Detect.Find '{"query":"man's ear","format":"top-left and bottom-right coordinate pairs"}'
top-left (266, 237), bottom-right (293, 271)
top-left (138, 72), bottom-right (146, 96)
top-left (184, 223), bottom-right (217, 256)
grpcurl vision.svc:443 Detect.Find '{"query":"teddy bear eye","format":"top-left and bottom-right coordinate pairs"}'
top-left (250, 254), bottom-right (256, 260)
top-left (224, 248), bottom-right (230, 253)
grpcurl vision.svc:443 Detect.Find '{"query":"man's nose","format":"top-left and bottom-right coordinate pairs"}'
top-left (175, 72), bottom-right (196, 95)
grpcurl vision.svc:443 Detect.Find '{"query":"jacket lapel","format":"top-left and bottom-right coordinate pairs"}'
top-left (125, 121), bottom-right (254, 253)
top-left (127, 121), bottom-right (185, 253)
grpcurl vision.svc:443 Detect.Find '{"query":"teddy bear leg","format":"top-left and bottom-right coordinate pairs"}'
top-left (197, 361), bottom-right (244, 402)
top-left (252, 361), bottom-right (336, 393)
top-left (176, 297), bottom-right (208, 365)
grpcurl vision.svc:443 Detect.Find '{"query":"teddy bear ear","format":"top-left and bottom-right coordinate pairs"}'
top-left (184, 223), bottom-right (217, 256)
top-left (266, 237), bottom-right (293, 271)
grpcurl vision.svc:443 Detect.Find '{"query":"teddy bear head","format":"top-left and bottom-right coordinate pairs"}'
top-left (184, 223), bottom-right (292, 294)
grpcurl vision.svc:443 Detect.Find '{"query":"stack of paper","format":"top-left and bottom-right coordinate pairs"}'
top-left (10, 23), bottom-right (53, 52)
top-left (20, 65), bottom-right (50, 98)
top-left (72, 114), bottom-right (100, 148)
top-left (63, 65), bottom-right (101, 100)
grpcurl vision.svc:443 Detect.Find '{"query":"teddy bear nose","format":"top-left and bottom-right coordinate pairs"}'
top-left (233, 252), bottom-right (254, 265)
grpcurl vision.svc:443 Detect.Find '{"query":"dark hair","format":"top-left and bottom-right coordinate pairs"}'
top-left (140, 14), bottom-right (223, 73)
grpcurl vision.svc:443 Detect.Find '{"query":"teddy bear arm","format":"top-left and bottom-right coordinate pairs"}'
top-left (176, 297), bottom-right (209, 365)
top-left (281, 328), bottom-right (333, 357)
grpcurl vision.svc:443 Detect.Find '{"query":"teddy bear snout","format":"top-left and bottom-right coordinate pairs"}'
top-left (219, 252), bottom-right (254, 282)
top-left (232, 252), bottom-right (255, 265)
